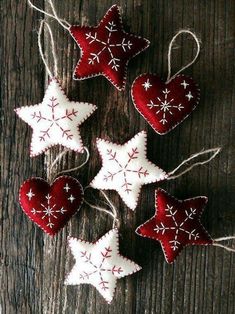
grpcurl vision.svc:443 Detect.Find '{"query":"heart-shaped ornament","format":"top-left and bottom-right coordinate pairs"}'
top-left (131, 74), bottom-right (200, 134)
top-left (19, 176), bottom-right (84, 236)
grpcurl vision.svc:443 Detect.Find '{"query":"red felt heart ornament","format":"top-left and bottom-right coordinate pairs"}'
top-left (19, 176), bottom-right (84, 236)
top-left (131, 74), bottom-right (200, 134)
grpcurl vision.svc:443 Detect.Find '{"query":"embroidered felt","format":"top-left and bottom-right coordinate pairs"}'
top-left (90, 131), bottom-right (167, 210)
top-left (65, 228), bottom-right (141, 303)
top-left (19, 176), bottom-right (84, 236)
top-left (131, 74), bottom-right (200, 134)
top-left (69, 4), bottom-right (150, 90)
top-left (136, 188), bottom-right (213, 263)
top-left (15, 78), bottom-right (97, 157)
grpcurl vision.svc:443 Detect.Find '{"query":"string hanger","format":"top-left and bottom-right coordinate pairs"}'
top-left (28, 0), bottom-right (71, 30)
top-left (84, 188), bottom-right (120, 230)
top-left (213, 236), bottom-right (235, 253)
top-left (49, 147), bottom-right (90, 182)
top-left (38, 19), bottom-right (58, 78)
top-left (167, 147), bottom-right (221, 180)
top-left (166, 30), bottom-right (201, 84)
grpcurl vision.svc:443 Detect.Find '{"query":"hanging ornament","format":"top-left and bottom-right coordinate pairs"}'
top-left (28, 1), bottom-right (150, 91)
top-left (17, 21), bottom-right (92, 236)
top-left (18, 146), bottom-right (90, 236)
top-left (15, 20), bottom-right (97, 157)
top-left (131, 30), bottom-right (200, 134)
top-left (136, 188), bottom-right (235, 263)
top-left (90, 130), bottom-right (220, 211)
top-left (65, 190), bottom-right (141, 304)
top-left (19, 175), bottom-right (84, 236)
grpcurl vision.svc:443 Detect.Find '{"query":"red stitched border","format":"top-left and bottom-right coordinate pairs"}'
top-left (89, 130), bottom-right (168, 210)
top-left (65, 228), bottom-right (141, 303)
top-left (15, 77), bottom-right (97, 157)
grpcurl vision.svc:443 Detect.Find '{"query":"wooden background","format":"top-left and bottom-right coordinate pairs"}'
top-left (1, 0), bottom-right (235, 313)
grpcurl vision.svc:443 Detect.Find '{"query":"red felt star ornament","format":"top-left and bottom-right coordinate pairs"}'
top-left (70, 4), bottom-right (150, 90)
top-left (136, 188), bottom-right (213, 263)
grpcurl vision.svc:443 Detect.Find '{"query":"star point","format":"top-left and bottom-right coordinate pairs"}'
top-left (65, 229), bottom-right (141, 303)
top-left (15, 78), bottom-right (97, 157)
top-left (136, 188), bottom-right (213, 263)
top-left (69, 5), bottom-right (149, 90)
top-left (90, 131), bottom-right (168, 210)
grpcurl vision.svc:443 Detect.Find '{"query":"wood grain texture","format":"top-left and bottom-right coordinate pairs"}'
top-left (1, 0), bottom-right (234, 313)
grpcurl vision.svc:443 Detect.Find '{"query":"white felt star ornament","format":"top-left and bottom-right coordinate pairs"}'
top-left (65, 229), bottom-right (141, 303)
top-left (15, 78), bottom-right (97, 157)
top-left (90, 131), bottom-right (168, 210)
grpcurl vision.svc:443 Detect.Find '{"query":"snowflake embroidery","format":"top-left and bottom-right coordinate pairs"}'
top-left (85, 21), bottom-right (132, 71)
top-left (142, 78), bottom-right (152, 91)
top-left (26, 189), bottom-right (35, 200)
top-left (90, 131), bottom-right (167, 210)
top-left (103, 147), bottom-right (149, 194)
top-left (79, 246), bottom-right (123, 290)
top-left (154, 204), bottom-right (199, 250)
top-left (65, 229), bottom-right (141, 303)
top-left (31, 96), bottom-right (78, 142)
top-left (185, 91), bottom-right (193, 101)
top-left (31, 193), bottom-right (66, 228)
top-left (147, 88), bottom-right (184, 125)
top-left (15, 79), bottom-right (97, 157)
top-left (136, 189), bottom-right (213, 263)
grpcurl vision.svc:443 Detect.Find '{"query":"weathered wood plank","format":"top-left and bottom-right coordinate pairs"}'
top-left (1, 0), bottom-right (234, 313)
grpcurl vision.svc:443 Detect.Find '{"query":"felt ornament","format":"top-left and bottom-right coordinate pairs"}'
top-left (90, 130), bottom-right (221, 211)
top-left (15, 20), bottom-right (97, 157)
top-left (17, 21), bottom-right (90, 236)
top-left (65, 190), bottom-right (141, 304)
top-left (19, 175), bottom-right (84, 236)
top-left (136, 188), bottom-right (235, 263)
top-left (131, 30), bottom-right (200, 134)
top-left (136, 188), bottom-right (212, 263)
top-left (65, 228), bottom-right (141, 303)
top-left (28, 1), bottom-right (150, 90)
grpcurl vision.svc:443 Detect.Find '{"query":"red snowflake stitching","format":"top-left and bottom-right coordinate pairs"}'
top-left (31, 97), bottom-right (78, 141)
top-left (79, 246), bottom-right (123, 290)
top-left (103, 147), bottom-right (149, 193)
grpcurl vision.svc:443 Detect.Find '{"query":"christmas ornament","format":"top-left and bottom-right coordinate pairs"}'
top-left (131, 30), bottom-right (200, 134)
top-left (65, 228), bottom-right (141, 303)
top-left (65, 190), bottom-right (141, 304)
top-left (136, 188), bottom-right (235, 263)
top-left (15, 20), bottom-right (97, 157)
top-left (90, 130), bottom-right (221, 211)
top-left (28, 1), bottom-right (150, 90)
top-left (136, 188), bottom-right (212, 263)
top-left (17, 21), bottom-right (90, 236)
top-left (19, 176), bottom-right (84, 236)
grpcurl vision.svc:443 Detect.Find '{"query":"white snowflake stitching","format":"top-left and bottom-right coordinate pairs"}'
top-left (147, 88), bottom-right (184, 125)
top-left (31, 96), bottom-right (79, 142)
top-left (103, 147), bottom-right (149, 194)
top-left (85, 21), bottom-right (132, 71)
top-left (79, 246), bottom-right (123, 290)
top-left (31, 193), bottom-right (67, 228)
top-left (154, 204), bottom-right (199, 250)
top-left (142, 79), bottom-right (152, 91)
top-left (26, 189), bottom-right (35, 200)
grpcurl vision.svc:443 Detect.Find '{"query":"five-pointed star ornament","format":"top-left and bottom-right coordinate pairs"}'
top-left (136, 188), bottom-right (213, 263)
top-left (65, 229), bottom-right (141, 303)
top-left (69, 4), bottom-right (150, 90)
top-left (90, 131), bottom-right (168, 210)
top-left (15, 78), bottom-right (97, 157)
